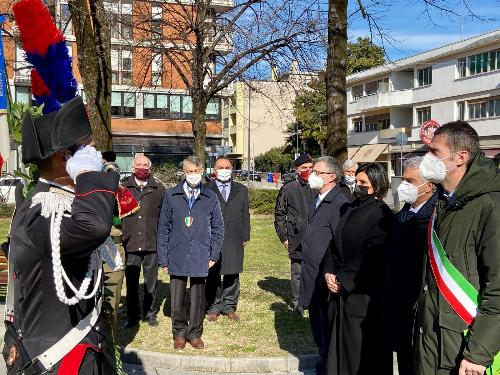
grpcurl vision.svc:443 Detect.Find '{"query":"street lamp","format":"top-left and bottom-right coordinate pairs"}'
top-left (295, 123), bottom-right (301, 157)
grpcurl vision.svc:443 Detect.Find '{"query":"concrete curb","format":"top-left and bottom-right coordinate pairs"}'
top-left (121, 347), bottom-right (320, 373)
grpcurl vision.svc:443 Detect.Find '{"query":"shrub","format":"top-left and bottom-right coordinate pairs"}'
top-left (248, 188), bottom-right (279, 215)
top-left (0, 202), bottom-right (15, 218)
top-left (254, 147), bottom-right (294, 173)
top-left (152, 162), bottom-right (182, 188)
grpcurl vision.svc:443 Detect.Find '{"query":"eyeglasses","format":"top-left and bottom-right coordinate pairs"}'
top-left (313, 170), bottom-right (332, 175)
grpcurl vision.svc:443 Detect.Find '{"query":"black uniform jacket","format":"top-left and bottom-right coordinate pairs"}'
top-left (122, 175), bottom-right (165, 253)
top-left (299, 184), bottom-right (349, 309)
top-left (274, 178), bottom-right (317, 260)
top-left (207, 180), bottom-right (250, 275)
top-left (9, 172), bottom-right (119, 370)
top-left (382, 193), bottom-right (437, 351)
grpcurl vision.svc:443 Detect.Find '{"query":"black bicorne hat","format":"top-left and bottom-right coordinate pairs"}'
top-left (22, 111), bottom-right (59, 164)
top-left (51, 96), bottom-right (92, 150)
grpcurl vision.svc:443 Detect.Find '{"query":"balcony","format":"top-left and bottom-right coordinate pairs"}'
top-left (348, 89), bottom-right (414, 115)
top-left (347, 130), bottom-right (379, 146)
top-left (204, 35), bottom-right (233, 55)
top-left (210, 0), bottom-right (234, 10)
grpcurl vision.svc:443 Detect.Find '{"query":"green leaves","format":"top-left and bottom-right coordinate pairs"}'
top-left (7, 102), bottom-right (44, 144)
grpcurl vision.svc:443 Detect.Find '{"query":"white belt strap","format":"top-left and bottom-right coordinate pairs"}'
top-left (35, 295), bottom-right (102, 370)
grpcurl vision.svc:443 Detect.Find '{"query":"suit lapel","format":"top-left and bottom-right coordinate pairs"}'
top-left (225, 181), bottom-right (240, 204)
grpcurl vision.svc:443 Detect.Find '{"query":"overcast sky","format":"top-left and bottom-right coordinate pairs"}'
top-left (347, 0), bottom-right (500, 61)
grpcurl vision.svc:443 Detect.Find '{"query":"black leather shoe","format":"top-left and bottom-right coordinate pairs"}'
top-left (123, 319), bottom-right (139, 329)
top-left (148, 316), bottom-right (159, 327)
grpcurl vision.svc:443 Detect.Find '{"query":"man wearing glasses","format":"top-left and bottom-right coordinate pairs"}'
top-left (157, 156), bottom-right (224, 350)
top-left (299, 156), bottom-right (349, 375)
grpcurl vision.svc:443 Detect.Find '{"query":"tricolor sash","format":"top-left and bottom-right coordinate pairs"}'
top-left (428, 210), bottom-right (500, 374)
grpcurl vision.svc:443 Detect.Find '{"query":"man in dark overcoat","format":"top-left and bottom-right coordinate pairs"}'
top-left (382, 156), bottom-right (437, 375)
top-left (122, 154), bottom-right (165, 328)
top-left (6, 96), bottom-right (119, 374)
top-left (157, 156), bottom-right (224, 350)
top-left (299, 156), bottom-right (349, 375)
top-left (206, 156), bottom-right (250, 322)
top-left (274, 153), bottom-right (316, 314)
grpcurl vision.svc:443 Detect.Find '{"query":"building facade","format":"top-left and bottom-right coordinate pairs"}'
top-left (1, 0), bottom-right (232, 174)
top-left (346, 29), bottom-right (500, 176)
top-left (222, 64), bottom-right (315, 170)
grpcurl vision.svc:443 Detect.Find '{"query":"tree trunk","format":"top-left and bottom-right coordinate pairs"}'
top-left (192, 91), bottom-right (208, 166)
top-left (319, 140), bottom-right (326, 156)
top-left (69, 0), bottom-right (112, 151)
top-left (45, 0), bottom-right (57, 20)
top-left (191, 0), bottom-right (208, 165)
top-left (325, 0), bottom-right (348, 164)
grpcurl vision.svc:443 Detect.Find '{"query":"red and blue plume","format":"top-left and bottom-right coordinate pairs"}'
top-left (30, 70), bottom-right (60, 113)
top-left (13, 0), bottom-right (78, 113)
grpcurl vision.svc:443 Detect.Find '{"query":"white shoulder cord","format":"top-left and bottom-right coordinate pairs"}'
top-left (50, 209), bottom-right (101, 305)
top-left (31, 190), bottom-right (122, 305)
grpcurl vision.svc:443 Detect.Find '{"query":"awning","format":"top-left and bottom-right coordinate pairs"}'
top-left (483, 148), bottom-right (500, 158)
top-left (348, 147), bottom-right (360, 159)
top-left (352, 144), bottom-right (388, 163)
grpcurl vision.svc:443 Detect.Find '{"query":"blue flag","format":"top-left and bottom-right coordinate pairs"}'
top-left (0, 15), bottom-right (8, 112)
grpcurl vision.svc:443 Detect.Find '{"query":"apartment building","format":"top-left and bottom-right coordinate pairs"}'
top-left (222, 63), bottom-right (316, 170)
top-left (346, 29), bottom-right (500, 175)
top-left (2, 0), bottom-right (232, 174)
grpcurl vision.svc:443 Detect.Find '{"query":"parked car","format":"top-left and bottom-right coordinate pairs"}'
top-left (240, 171), bottom-right (262, 181)
top-left (281, 170), bottom-right (297, 184)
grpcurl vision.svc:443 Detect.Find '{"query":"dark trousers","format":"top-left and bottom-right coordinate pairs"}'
top-left (290, 260), bottom-right (302, 308)
top-left (396, 344), bottom-right (415, 375)
top-left (125, 251), bottom-right (158, 321)
top-left (309, 300), bottom-right (332, 375)
top-left (206, 262), bottom-right (240, 314)
top-left (170, 275), bottom-right (206, 340)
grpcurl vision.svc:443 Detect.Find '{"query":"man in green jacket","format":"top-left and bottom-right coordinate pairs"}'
top-left (415, 121), bottom-right (500, 375)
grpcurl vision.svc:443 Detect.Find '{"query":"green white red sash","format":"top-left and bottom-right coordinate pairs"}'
top-left (427, 210), bottom-right (480, 325)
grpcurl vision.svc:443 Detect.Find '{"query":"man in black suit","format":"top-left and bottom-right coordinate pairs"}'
top-left (206, 156), bottom-right (250, 322)
top-left (299, 156), bottom-right (349, 375)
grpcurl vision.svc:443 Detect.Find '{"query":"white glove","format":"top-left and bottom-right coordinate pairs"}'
top-left (66, 145), bottom-right (103, 181)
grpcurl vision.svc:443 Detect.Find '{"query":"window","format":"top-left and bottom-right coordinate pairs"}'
top-left (152, 53), bottom-right (162, 86)
top-left (417, 107), bottom-right (431, 125)
top-left (144, 93), bottom-right (168, 118)
top-left (182, 96), bottom-right (192, 119)
top-left (469, 52), bottom-right (489, 76)
top-left (353, 118), bottom-right (363, 133)
top-left (105, 0), bottom-right (132, 40)
top-left (379, 118), bottom-right (390, 130)
top-left (152, 2), bottom-right (162, 37)
top-left (365, 122), bottom-right (378, 132)
top-left (417, 67), bottom-right (432, 87)
top-left (59, 2), bottom-right (73, 35)
top-left (111, 92), bottom-right (136, 117)
top-left (488, 98), bottom-right (500, 118)
top-left (365, 81), bottom-right (378, 95)
top-left (457, 58), bottom-right (466, 78)
top-left (457, 101), bottom-right (465, 121)
top-left (169, 95), bottom-right (181, 118)
top-left (206, 98), bottom-right (220, 120)
top-left (351, 85), bottom-right (363, 101)
top-left (15, 45), bottom-right (29, 78)
top-left (111, 47), bottom-right (132, 85)
top-left (15, 87), bottom-right (31, 104)
top-left (377, 78), bottom-right (389, 93)
top-left (468, 101), bottom-right (487, 120)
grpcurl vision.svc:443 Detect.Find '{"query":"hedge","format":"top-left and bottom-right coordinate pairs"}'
top-left (0, 203), bottom-right (15, 218)
top-left (248, 188), bottom-right (279, 215)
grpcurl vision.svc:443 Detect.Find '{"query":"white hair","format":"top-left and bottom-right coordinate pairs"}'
top-left (343, 159), bottom-right (358, 171)
top-left (403, 156), bottom-right (424, 171)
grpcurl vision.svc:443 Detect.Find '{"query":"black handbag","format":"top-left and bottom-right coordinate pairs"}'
top-left (2, 323), bottom-right (42, 375)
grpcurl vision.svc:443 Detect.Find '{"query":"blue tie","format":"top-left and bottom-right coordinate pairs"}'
top-left (315, 196), bottom-right (321, 209)
top-left (189, 189), bottom-right (195, 209)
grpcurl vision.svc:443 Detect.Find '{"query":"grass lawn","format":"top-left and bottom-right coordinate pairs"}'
top-left (0, 216), bottom-right (317, 357)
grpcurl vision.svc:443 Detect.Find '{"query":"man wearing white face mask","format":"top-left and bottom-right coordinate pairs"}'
top-left (414, 121), bottom-right (500, 375)
top-left (157, 156), bottom-right (224, 350)
top-left (339, 159), bottom-right (358, 202)
top-left (299, 156), bottom-right (349, 375)
top-left (205, 156), bottom-right (250, 322)
top-left (381, 156), bottom-right (437, 375)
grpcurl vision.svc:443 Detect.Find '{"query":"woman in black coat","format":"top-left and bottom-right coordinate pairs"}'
top-left (324, 163), bottom-right (394, 375)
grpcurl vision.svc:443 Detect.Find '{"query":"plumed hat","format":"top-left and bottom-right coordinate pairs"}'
top-left (294, 152), bottom-right (312, 167)
top-left (51, 96), bottom-right (92, 150)
top-left (22, 111), bottom-right (59, 164)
